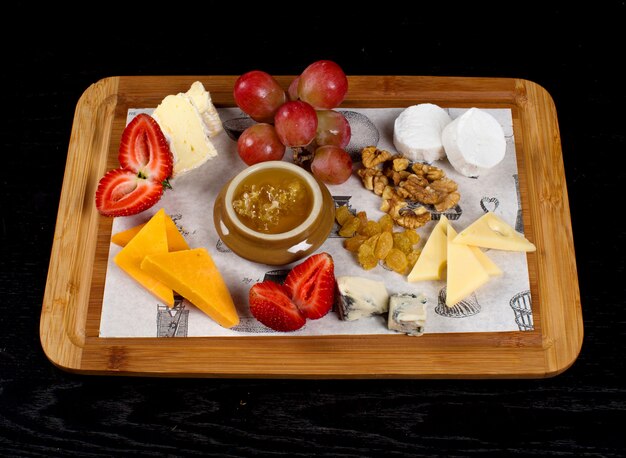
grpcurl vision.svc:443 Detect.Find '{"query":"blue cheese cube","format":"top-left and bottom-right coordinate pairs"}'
top-left (388, 293), bottom-right (427, 336)
top-left (336, 276), bottom-right (389, 321)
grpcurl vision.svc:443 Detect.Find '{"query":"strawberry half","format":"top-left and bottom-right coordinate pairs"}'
top-left (249, 281), bottom-right (306, 332)
top-left (95, 169), bottom-right (164, 217)
top-left (283, 252), bottom-right (335, 319)
top-left (118, 113), bottom-right (173, 182)
top-left (95, 113), bottom-right (173, 217)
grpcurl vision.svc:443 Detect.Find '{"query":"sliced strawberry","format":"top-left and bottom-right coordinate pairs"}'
top-left (95, 168), bottom-right (164, 217)
top-left (283, 252), bottom-right (335, 320)
top-left (249, 281), bottom-right (306, 332)
top-left (118, 113), bottom-right (173, 182)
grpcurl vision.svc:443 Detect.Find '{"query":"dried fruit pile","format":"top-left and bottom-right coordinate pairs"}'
top-left (335, 205), bottom-right (421, 274)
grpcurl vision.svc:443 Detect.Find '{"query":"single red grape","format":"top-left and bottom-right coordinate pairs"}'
top-left (315, 110), bottom-right (351, 148)
top-left (298, 60), bottom-right (348, 109)
top-left (237, 123), bottom-right (286, 165)
top-left (288, 76), bottom-right (300, 101)
top-left (274, 101), bottom-right (318, 147)
top-left (233, 70), bottom-right (286, 122)
top-left (311, 145), bottom-right (353, 185)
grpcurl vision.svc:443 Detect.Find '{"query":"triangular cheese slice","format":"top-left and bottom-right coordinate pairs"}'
top-left (407, 215), bottom-right (449, 282)
top-left (446, 224), bottom-right (490, 306)
top-left (453, 212), bottom-right (536, 252)
top-left (152, 93), bottom-right (218, 176)
top-left (111, 212), bottom-right (189, 251)
top-left (114, 208), bottom-right (174, 306)
top-left (470, 246), bottom-right (502, 277)
top-left (140, 248), bottom-right (239, 328)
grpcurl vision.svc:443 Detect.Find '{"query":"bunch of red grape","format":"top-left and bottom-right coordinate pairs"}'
top-left (233, 60), bottom-right (353, 185)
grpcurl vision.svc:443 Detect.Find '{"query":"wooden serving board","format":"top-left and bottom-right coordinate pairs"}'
top-left (40, 76), bottom-right (582, 378)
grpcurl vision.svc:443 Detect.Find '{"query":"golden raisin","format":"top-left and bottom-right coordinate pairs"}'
top-left (335, 205), bottom-right (353, 225)
top-left (392, 232), bottom-right (413, 254)
top-left (374, 231), bottom-right (393, 260)
top-left (358, 244), bottom-right (378, 270)
top-left (385, 248), bottom-right (409, 274)
top-left (407, 249), bottom-right (421, 269)
top-left (344, 234), bottom-right (367, 252)
top-left (339, 216), bottom-right (361, 237)
top-left (363, 233), bottom-right (381, 249)
top-left (359, 220), bottom-right (382, 237)
top-left (378, 214), bottom-right (394, 232)
top-left (403, 229), bottom-right (420, 245)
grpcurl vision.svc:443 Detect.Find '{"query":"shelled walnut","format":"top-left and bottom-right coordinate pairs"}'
top-left (357, 147), bottom-right (460, 227)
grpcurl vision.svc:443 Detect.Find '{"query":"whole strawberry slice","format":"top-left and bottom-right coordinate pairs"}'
top-left (95, 113), bottom-right (173, 217)
top-left (249, 281), bottom-right (306, 332)
top-left (95, 169), bottom-right (165, 217)
top-left (283, 252), bottom-right (335, 319)
top-left (118, 113), bottom-right (173, 182)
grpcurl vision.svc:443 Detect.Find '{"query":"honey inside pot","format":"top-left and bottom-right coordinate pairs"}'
top-left (231, 167), bottom-right (313, 234)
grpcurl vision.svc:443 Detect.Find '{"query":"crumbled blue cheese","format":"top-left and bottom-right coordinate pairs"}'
top-left (388, 293), bottom-right (427, 336)
top-left (336, 276), bottom-right (389, 321)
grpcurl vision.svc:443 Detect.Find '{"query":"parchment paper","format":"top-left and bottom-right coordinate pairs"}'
top-left (99, 107), bottom-right (533, 337)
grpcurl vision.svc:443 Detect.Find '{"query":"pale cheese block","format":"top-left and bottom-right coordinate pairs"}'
top-left (441, 107), bottom-right (506, 177)
top-left (393, 103), bottom-right (452, 163)
top-left (453, 211), bottom-right (536, 252)
top-left (387, 293), bottom-right (427, 336)
top-left (446, 224), bottom-right (490, 307)
top-left (185, 81), bottom-right (223, 137)
top-left (407, 215), bottom-right (449, 282)
top-left (141, 248), bottom-right (239, 328)
top-left (152, 93), bottom-right (218, 177)
top-left (114, 208), bottom-right (174, 307)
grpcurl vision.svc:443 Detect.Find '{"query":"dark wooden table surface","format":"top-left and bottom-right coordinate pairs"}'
top-left (2, 6), bottom-right (625, 457)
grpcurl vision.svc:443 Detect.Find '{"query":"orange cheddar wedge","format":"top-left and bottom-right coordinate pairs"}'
top-left (114, 209), bottom-right (174, 306)
top-left (140, 248), bottom-right (240, 328)
top-left (111, 212), bottom-right (190, 251)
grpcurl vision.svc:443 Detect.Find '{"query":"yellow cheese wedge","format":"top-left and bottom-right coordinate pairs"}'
top-left (140, 248), bottom-right (239, 328)
top-left (470, 246), bottom-right (502, 276)
top-left (407, 216), bottom-right (449, 282)
top-left (453, 212), bottom-right (536, 252)
top-left (446, 224), bottom-right (490, 306)
top-left (114, 209), bottom-right (174, 306)
top-left (111, 213), bottom-right (189, 251)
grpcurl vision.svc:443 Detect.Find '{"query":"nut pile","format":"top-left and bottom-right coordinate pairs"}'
top-left (357, 146), bottom-right (461, 229)
top-left (336, 205), bottom-right (421, 274)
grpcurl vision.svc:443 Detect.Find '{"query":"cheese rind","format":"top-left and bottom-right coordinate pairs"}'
top-left (114, 208), bottom-right (174, 306)
top-left (441, 108), bottom-right (506, 177)
top-left (185, 81), bottom-right (223, 137)
top-left (335, 276), bottom-right (389, 321)
top-left (152, 93), bottom-right (218, 176)
top-left (446, 224), bottom-right (490, 307)
top-left (387, 293), bottom-right (427, 336)
top-left (111, 212), bottom-right (189, 252)
top-left (140, 248), bottom-right (239, 328)
top-left (407, 215), bottom-right (449, 282)
top-left (453, 212), bottom-right (536, 252)
top-left (393, 103), bottom-right (452, 163)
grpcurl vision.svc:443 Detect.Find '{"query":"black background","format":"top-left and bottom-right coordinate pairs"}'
top-left (2, 4), bottom-right (625, 457)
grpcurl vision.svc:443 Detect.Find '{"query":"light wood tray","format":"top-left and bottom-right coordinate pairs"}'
top-left (40, 76), bottom-right (582, 378)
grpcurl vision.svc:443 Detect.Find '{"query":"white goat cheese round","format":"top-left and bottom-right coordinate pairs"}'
top-left (393, 103), bottom-right (452, 163)
top-left (441, 108), bottom-right (506, 177)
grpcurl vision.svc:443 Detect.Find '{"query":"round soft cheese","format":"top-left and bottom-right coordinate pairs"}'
top-left (393, 103), bottom-right (452, 163)
top-left (441, 108), bottom-right (506, 177)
